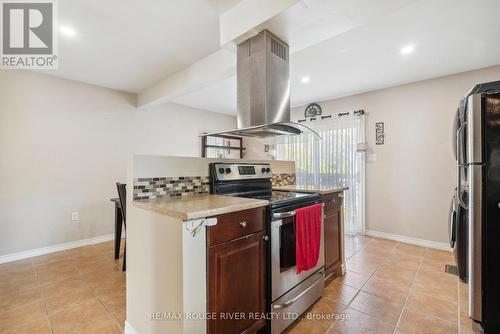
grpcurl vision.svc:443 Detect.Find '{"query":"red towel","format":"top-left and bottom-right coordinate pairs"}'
top-left (295, 203), bottom-right (322, 274)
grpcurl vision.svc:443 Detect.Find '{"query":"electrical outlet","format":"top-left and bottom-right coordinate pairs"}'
top-left (71, 212), bottom-right (79, 221)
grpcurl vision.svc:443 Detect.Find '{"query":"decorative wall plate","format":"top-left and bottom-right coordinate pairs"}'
top-left (305, 103), bottom-right (322, 118)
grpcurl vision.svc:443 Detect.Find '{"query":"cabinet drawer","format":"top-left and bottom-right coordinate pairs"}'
top-left (323, 193), bottom-right (342, 216)
top-left (207, 207), bottom-right (266, 247)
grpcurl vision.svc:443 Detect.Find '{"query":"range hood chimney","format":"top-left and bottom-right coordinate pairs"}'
top-left (237, 30), bottom-right (290, 129)
top-left (203, 30), bottom-right (319, 138)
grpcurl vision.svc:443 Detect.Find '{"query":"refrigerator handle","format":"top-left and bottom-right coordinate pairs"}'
top-left (457, 122), bottom-right (467, 209)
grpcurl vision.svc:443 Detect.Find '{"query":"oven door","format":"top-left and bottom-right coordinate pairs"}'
top-left (270, 205), bottom-right (324, 302)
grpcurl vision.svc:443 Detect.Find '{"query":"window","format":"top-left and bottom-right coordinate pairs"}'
top-left (202, 135), bottom-right (244, 159)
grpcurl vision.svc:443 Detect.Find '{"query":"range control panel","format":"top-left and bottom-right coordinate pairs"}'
top-left (213, 163), bottom-right (272, 181)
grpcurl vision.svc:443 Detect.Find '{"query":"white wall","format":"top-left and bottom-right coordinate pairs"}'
top-left (291, 65), bottom-right (500, 244)
top-left (133, 155), bottom-right (295, 178)
top-left (0, 71), bottom-right (236, 256)
top-left (242, 137), bottom-right (274, 160)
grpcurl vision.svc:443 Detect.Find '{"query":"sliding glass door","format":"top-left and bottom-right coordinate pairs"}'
top-left (276, 115), bottom-right (365, 235)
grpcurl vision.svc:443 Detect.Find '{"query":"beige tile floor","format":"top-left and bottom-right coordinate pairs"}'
top-left (0, 240), bottom-right (125, 334)
top-left (0, 236), bottom-right (483, 334)
top-left (285, 235), bottom-right (484, 334)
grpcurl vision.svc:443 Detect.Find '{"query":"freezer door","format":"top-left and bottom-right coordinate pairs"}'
top-left (468, 164), bottom-right (483, 322)
top-left (467, 95), bottom-right (483, 164)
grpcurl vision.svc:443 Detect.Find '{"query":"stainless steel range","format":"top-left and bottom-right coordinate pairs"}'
top-left (210, 162), bottom-right (325, 334)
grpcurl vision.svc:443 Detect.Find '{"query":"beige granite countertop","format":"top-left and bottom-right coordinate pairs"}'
top-left (273, 185), bottom-right (348, 195)
top-left (133, 194), bottom-right (269, 221)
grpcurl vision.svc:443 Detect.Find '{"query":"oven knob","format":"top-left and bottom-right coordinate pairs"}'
top-left (225, 168), bottom-right (232, 174)
top-left (261, 167), bottom-right (266, 173)
top-left (266, 168), bottom-right (271, 173)
top-left (218, 168), bottom-right (225, 174)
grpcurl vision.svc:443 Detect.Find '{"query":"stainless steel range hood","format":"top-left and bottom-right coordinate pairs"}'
top-left (203, 30), bottom-right (319, 138)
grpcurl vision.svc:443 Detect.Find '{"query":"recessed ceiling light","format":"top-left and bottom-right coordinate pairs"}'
top-left (59, 25), bottom-right (76, 37)
top-left (400, 44), bottom-right (415, 55)
top-left (301, 76), bottom-right (310, 83)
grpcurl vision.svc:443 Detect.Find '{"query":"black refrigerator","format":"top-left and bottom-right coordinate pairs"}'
top-left (452, 80), bottom-right (500, 333)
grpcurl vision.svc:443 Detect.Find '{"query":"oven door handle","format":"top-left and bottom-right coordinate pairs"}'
top-left (272, 271), bottom-right (324, 310)
top-left (273, 211), bottom-right (296, 220)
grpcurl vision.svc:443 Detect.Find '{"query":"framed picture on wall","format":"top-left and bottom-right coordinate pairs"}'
top-left (375, 122), bottom-right (384, 145)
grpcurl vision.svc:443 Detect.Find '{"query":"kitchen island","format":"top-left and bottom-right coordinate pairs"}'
top-left (129, 194), bottom-right (268, 334)
top-left (126, 155), bottom-right (295, 334)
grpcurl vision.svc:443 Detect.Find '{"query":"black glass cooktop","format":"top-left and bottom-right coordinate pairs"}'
top-left (245, 190), bottom-right (319, 205)
top-left (270, 191), bottom-right (314, 203)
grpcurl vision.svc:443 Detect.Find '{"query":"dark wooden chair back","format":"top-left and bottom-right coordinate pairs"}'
top-left (116, 183), bottom-right (126, 225)
top-left (116, 182), bottom-right (127, 271)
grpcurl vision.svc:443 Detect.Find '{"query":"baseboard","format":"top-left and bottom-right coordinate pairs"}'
top-left (124, 321), bottom-right (137, 334)
top-left (0, 232), bottom-right (125, 265)
top-left (365, 229), bottom-right (452, 251)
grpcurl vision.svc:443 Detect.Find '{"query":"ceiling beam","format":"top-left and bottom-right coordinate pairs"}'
top-left (137, 0), bottom-right (299, 109)
top-left (219, 0), bottom-right (300, 46)
top-left (137, 49), bottom-right (236, 109)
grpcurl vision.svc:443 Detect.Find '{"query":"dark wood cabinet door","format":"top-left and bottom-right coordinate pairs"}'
top-left (324, 210), bottom-right (341, 275)
top-left (323, 193), bottom-right (342, 276)
top-left (208, 231), bottom-right (266, 334)
top-left (324, 193), bottom-right (342, 216)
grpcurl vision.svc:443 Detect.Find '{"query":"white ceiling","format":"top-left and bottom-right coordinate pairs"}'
top-left (262, 0), bottom-right (418, 53)
top-left (173, 0), bottom-right (500, 113)
top-left (46, 0), bottom-right (231, 92)
top-left (174, 76), bottom-right (237, 115)
top-left (40, 0), bottom-right (500, 110)
top-left (206, 0), bottom-right (241, 14)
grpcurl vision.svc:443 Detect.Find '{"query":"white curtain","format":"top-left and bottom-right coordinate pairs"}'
top-left (276, 114), bottom-right (366, 235)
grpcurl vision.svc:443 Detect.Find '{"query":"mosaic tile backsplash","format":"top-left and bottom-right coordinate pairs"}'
top-left (134, 173), bottom-right (296, 200)
top-left (272, 173), bottom-right (296, 187)
top-left (133, 176), bottom-right (210, 200)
